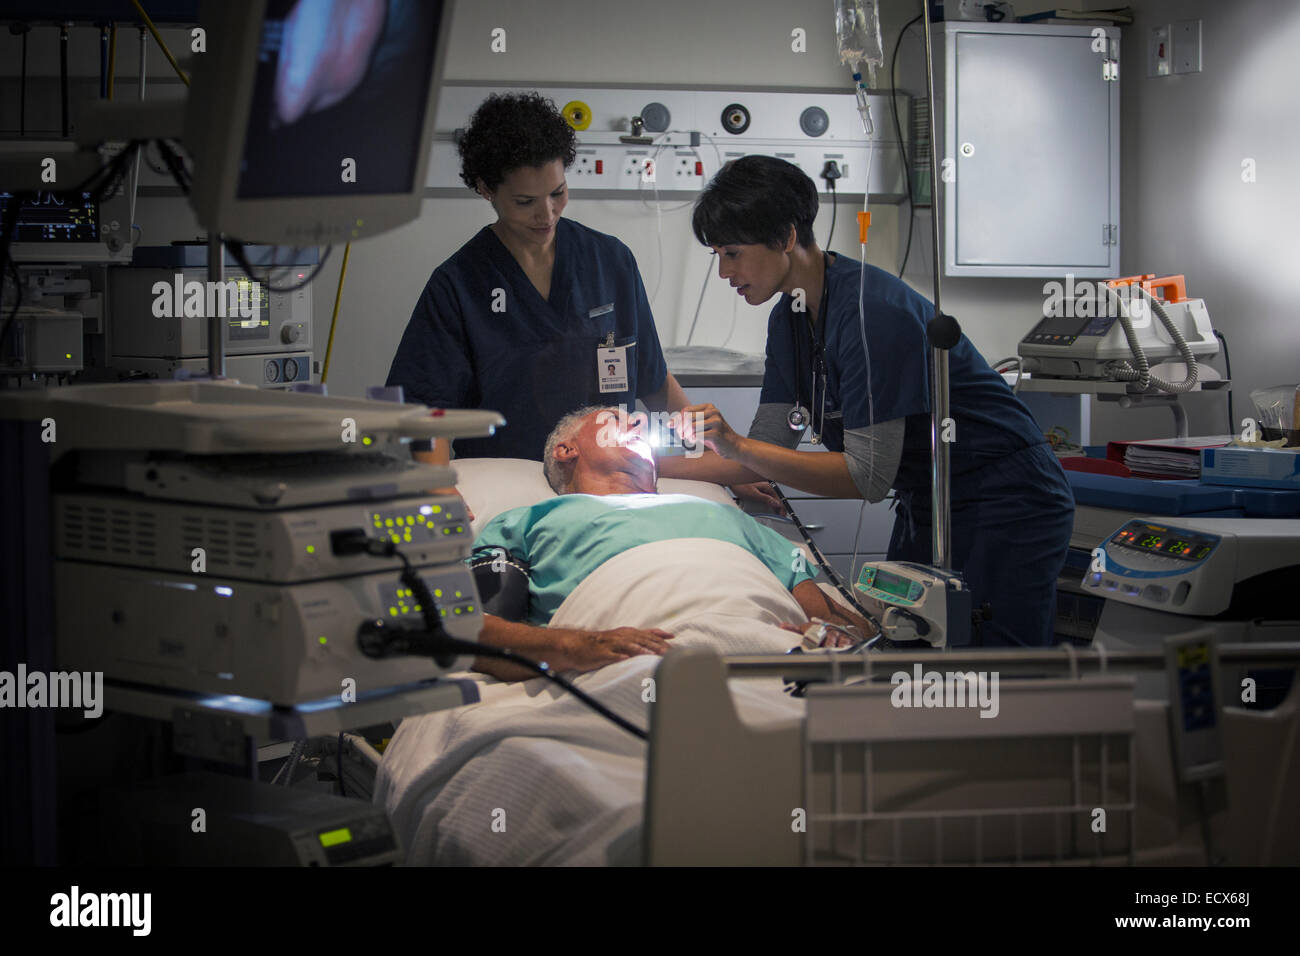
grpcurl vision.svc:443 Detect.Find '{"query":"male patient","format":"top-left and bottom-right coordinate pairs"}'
top-left (468, 405), bottom-right (876, 680)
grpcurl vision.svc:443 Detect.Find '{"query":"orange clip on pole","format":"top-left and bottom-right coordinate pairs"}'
top-left (857, 210), bottom-right (871, 244)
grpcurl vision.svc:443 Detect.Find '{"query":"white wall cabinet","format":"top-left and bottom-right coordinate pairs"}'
top-left (938, 22), bottom-right (1121, 278)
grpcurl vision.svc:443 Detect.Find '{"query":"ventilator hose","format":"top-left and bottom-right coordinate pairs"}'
top-left (1104, 284), bottom-right (1199, 393)
top-left (768, 481), bottom-right (876, 621)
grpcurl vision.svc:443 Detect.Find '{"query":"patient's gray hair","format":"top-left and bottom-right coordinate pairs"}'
top-left (543, 405), bottom-right (609, 494)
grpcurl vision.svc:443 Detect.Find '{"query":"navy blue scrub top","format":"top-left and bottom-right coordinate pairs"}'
top-left (386, 218), bottom-right (669, 461)
top-left (759, 254), bottom-right (1047, 509)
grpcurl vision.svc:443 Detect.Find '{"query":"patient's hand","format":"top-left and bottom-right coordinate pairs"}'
top-left (730, 481), bottom-right (785, 514)
top-left (559, 627), bottom-right (675, 673)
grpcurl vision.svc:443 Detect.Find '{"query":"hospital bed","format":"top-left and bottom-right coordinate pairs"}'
top-left (363, 458), bottom-right (1299, 866)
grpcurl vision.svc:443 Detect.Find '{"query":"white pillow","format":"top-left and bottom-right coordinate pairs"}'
top-left (449, 457), bottom-right (739, 538)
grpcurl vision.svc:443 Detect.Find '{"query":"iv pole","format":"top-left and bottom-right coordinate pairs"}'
top-left (920, 2), bottom-right (959, 571)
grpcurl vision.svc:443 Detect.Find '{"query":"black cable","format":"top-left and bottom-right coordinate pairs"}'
top-left (142, 140), bottom-right (171, 176)
top-left (1213, 329), bottom-right (1233, 436)
top-left (826, 178), bottom-right (838, 250)
top-left (890, 13), bottom-right (923, 278)
top-left (153, 138), bottom-right (332, 294)
top-left (346, 536), bottom-right (649, 741)
top-left (766, 481), bottom-right (878, 623)
top-left (0, 191), bottom-right (30, 363)
top-left (224, 239), bottom-right (333, 294)
top-left (17, 24), bottom-right (28, 136)
top-left (60, 23), bottom-right (70, 138)
top-left (99, 25), bottom-right (109, 99)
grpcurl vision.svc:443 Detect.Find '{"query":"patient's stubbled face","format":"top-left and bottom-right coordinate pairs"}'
top-left (566, 412), bottom-right (657, 495)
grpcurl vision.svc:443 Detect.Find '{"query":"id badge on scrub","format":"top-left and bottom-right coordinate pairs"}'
top-left (597, 346), bottom-right (629, 394)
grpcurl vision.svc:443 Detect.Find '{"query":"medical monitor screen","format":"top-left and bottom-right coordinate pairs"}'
top-left (0, 191), bottom-right (99, 242)
top-left (1030, 314), bottom-right (1090, 338)
top-left (236, 0), bottom-right (443, 200)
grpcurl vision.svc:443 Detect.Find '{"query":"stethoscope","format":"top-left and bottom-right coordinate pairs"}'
top-left (788, 253), bottom-right (831, 444)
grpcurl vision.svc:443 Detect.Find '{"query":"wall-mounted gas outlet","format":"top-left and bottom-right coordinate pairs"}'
top-left (1174, 19), bottom-right (1202, 74)
top-left (1148, 24), bottom-right (1171, 77)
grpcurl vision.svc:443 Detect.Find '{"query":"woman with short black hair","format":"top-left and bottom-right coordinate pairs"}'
top-left (677, 155), bottom-right (1074, 647)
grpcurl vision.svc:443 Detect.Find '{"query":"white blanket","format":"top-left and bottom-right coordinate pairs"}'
top-left (374, 538), bottom-right (807, 866)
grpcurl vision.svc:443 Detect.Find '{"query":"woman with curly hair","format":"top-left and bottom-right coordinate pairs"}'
top-left (386, 91), bottom-right (694, 463)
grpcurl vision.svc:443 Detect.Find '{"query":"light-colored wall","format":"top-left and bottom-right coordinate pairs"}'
top-left (261, 0), bottom-right (1076, 404)
top-left (1112, 0), bottom-right (1300, 441)
top-left (15, 1), bottom-right (1291, 449)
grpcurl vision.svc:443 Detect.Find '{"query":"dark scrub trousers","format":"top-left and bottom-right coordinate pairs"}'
top-left (758, 254), bottom-right (1074, 647)
top-left (386, 218), bottom-right (669, 461)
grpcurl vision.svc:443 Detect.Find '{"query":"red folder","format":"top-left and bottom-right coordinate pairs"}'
top-left (1105, 436), bottom-right (1231, 479)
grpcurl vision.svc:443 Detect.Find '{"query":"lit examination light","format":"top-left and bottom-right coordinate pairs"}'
top-left (617, 430), bottom-right (655, 463)
top-left (214, 586), bottom-right (233, 596)
top-left (161, 581), bottom-right (198, 590)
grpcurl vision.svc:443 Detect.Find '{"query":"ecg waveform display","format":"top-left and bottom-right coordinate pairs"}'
top-left (0, 192), bottom-right (100, 242)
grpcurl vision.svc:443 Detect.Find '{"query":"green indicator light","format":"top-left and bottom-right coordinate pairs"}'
top-left (319, 827), bottom-right (352, 848)
top-left (306, 545), bottom-right (315, 554)
top-left (318, 636), bottom-right (327, 645)
top-left (362, 436), bottom-right (373, 446)
top-left (454, 607), bottom-right (462, 614)
top-left (456, 526), bottom-right (464, 533)
top-left (431, 505), bottom-right (442, 514)
top-left (65, 353), bottom-right (72, 359)
top-left (414, 605), bottom-right (422, 612)
top-left (434, 589), bottom-right (443, 597)
top-left (389, 607), bottom-right (398, 616)
top-left (467, 606), bottom-right (474, 613)
top-left (440, 609), bottom-right (447, 616)
top-left (385, 519), bottom-right (394, 527)
top-left (455, 590), bottom-right (463, 598)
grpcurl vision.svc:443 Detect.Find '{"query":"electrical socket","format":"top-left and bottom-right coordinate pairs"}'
top-left (1174, 19), bottom-right (1202, 74)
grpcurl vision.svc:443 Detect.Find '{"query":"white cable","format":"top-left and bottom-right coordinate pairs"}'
top-left (684, 251), bottom-right (713, 345)
top-left (857, 136), bottom-right (878, 491)
top-left (721, 285), bottom-right (738, 348)
top-left (651, 174), bottom-right (664, 307)
top-left (127, 27), bottom-right (147, 243)
top-left (849, 498), bottom-right (868, 584)
top-left (1060, 641), bottom-right (1079, 680)
top-left (993, 356), bottom-right (1024, 392)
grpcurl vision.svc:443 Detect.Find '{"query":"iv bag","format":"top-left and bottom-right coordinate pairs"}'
top-left (833, 0), bottom-right (885, 84)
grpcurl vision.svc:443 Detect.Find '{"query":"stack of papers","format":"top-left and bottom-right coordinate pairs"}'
top-left (1106, 436), bottom-right (1232, 479)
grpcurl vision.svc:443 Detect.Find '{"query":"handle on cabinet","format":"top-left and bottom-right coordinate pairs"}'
top-left (753, 513), bottom-right (824, 533)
